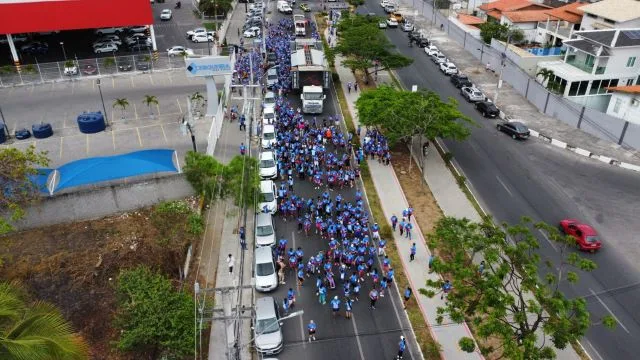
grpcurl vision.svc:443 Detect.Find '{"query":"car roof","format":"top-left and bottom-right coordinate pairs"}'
top-left (263, 124), bottom-right (275, 131)
top-left (573, 223), bottom-right (597, 235)
top-left (256, 212), bottom-right (273, 226)
top-left (255, 246), bottom-right (274, 262)
top-left (260, 151), bottom-right (274, 160)
top-left (260, 179), bottom-right (274, 191)
top-left (255, 297), bottom-right (277, 319)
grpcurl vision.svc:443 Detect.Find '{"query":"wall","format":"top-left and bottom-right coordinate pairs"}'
top-left (569, 93), bottom-right (612, 111)
top-left (580, 15), bottom-right (640, 31)
top-left (602, 47), bottom-right (640, 78)
top-left (607, 92), bottom-right (640, 125)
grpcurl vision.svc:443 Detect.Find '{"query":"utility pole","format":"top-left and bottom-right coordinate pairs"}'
top-left (0, 103), bottom-right (10, 139)
top-left (493, 34), bottom-right (511, 105)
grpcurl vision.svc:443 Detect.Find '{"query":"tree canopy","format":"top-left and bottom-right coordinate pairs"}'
top-left (0, 146), bottom-right (49, 235)
top-left (334, 14), bottom-right (413, 75)
top-left (355, 85), bottom-right (473, 145)
top-left (479, 22), bottom-right (524, 44)
top-left (183, 152), bottom-right (260, 208)
top-left (421, 217), bottom-right (614, 359)
top-left (114, 266), bottom-right (194, 359)
top-left (0, 281), bottom-right (89, 360)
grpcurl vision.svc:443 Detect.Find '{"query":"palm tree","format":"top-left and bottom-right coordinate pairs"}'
top-left (536, 67), bottom-right (554, 86)
top-left (113, 98), bottom-right (129, 120)
top-left (0, 282), bottom-right (89, 360)
top-left (142, 95), bottom-right (159, 118)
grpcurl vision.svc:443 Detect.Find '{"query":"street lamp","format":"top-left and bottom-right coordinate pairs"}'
top-left (60, 41), bottom-right (67, 61)
top-left (181, 116), bottom-right (197, 152)
top-left (96, 79), bottom-right (109, 127)
top-left (0, 104), bottom-right (10, 139)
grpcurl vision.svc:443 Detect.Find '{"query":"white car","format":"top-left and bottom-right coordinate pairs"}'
top-left (402, 22), bottom-right (414, 32)
top-left (191, 33), bottom-right (214, 43)
top-left (96, 35), bottom-right (122, 46)
top-left (94, 43), bottom-right (118, 54)
top-left (124, 33), bottom-right (149, 45)
top-left (262, 107), bottom-right (277, 126)
top-left (379, 21), bottom-right (388, 29)
top-left (255, 246), bottom-right (278, 292)
top-left (254, 297), bottom-right (284, 355)
top-left (94, 27), bottom-right (125, 36)
top-left (263, 91), bottom-right (276, 111)
top-left (431, 52), bottom-right (447, 64)
top-left (386, 18), bottom-right (399, 27)
top-left (92, 40), bottom-right (119, 49)
top-left (127, 25), bottom-right (149, 33)
top-left (424, 45), bottom-right (439, 56)
top-left (439, 61), bottom-right (458, 75)
top-left (258, 180), bottom-right (277, 214)
top-left (167, 46), bottom-right (194, 56)
top-left (187, 27), bottom-right (215, 40)
top-left (244, 26), bottom-right (261, 38)
top-left (259, 151), bottom-right (278, 179)
top-left (63, 66), bottom-right (78, 76)
top-left (262, 124), bottom-right (277, 149)
top-left (266, 67), bottom-right (278, 89)
top-left (460, 86), bottom-right (485, 102)
top-left (160, 9), bottom-right (172, 20)
top-left (380, 0), bottom-right (394, 7)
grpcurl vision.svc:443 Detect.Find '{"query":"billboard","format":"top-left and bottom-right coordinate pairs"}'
top-left (0, 0), bottom-right (153, 34)
top-left (185, 56), bottom-right (233, 78)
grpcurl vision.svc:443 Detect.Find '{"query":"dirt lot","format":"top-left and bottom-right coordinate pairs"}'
top-left (0, 198), bottom-right (200, 360)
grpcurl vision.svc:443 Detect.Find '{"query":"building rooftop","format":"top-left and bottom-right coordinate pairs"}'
top-left (575, 28), bottom-right (640, 47)
top-left (479, 0), bottom-right (551, 19)
top-left (543, 1), bottom-right (585, 23)
top-left (563, 39), bottom-right (612, 55)
top-left (503, 9), bottom-right (555, 22)
top-left (579, 0), bottom-right (640, 23)
top-left (607, 85), bottom-right (640, 94)
top-left (457, 13), bottom-right (485, 25)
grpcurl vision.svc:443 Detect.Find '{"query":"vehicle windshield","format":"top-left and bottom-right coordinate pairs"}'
top-left (304, 93), bottom-right (324, 100)
top-left (256, 317), bottom-right (279, 334)
top-left (260, 159), bottom-right (276, 168)
top-left (256, 262), bottom-right (275, 276)
top-left (256, 224), bottom-right (274, 236)
top-left (268, 74), bottom-right (278, 81)
top-left (514, 124), bottom-right (528, 132)
top-left (264, 97), bottom-right (275, 105)
top-left (473, 91), bottom-right (483, 97)
top-left (586, 235), bottom-right (600, 243)
top-left (263, 132), bottom-right (275, 140)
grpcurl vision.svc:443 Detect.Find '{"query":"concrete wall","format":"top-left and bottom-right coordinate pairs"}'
top-left (13, 174), bottom-right (195, 231)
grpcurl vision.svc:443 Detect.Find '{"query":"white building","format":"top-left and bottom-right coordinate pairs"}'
top-left (605, 85), bottom-right (640, 124)
top-left (537, 28), bottom-right (640, 111)
top-left (579, 0), bottom-right (640, 31)
top-left (535, 1), bottom-right (585, 47)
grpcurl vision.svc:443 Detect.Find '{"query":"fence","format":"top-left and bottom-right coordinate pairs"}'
top-left (402, 0), bottom-right (640, 150)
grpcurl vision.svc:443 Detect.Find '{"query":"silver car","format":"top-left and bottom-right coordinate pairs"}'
top-left (460, 86), bottom-right (485, 102)
top-left (255, 213), bottom-right (276, 247)
top-left (254, 297), bottom-right (284, 355)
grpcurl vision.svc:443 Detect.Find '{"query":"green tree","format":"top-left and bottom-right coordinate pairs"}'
top-left (112, 98), bottom-right (129, 120)
top-left (114, 266), bottom-right (194, 359)
top-left (355, 85), bottom-right (473, 145)
top-left (536, 67), bottom-right (554, 85)
top-left (421, 217), bottom-right (614, 359)
top-left (478, 22), bottom-right (510, 44)
top-left (224, 155), bottom-right (260, 208)
top-left (334, 14), bottom-right (413, 78)
top-left (0, 281), bottom-right (89, 360)
top-left (0, 146), bottom-right (50, 234)
top-left (142, 94), bottom-right (159, 117)
top-left (198, 0), bottom-right (233, 18)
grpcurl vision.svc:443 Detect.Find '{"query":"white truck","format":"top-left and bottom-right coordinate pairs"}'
top-left (293, 14), bottom-right (306, 36)
top-left (300, 86), bottom-right (326, 114)
top-left (291, 45), bottom-right (330, 114)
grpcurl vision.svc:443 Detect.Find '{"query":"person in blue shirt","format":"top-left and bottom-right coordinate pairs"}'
top-left (353, 282), bottom-right (361, 301)
top-left (403, 287), bottom-right (412, 309)
top-left (387, 268), bottom-right (395, 284)
top-left (330, 295), bottom-right (341, 317)
top-left (397, 335), bottom-right (407, 359)
top-left (307, 320), bottom-right (317, 342)
top-left (345, 297), bottom-right (354, 319)
top-left (404, 222), bottom-right (413, 240)
top-left (297, 268), bottom-right (305, 286)
top-left (390, 214), bottom-right (398, 231)
top-left (380, 277), bottom-right (388, 297)
top-left (399, 219), bottom-right (405, 237)
top-left (410, 243), bottom-right (417, 262)
top-left (318, 284), bottom-right (327, 304)
top-left (441, 279), bottom-right (452, 300)
top-left (239, 143), bottom-right (246, 156)
top-left (287, 288), bottom-right (296, 307)
top-left (282, 297), bottom-right (290, 315)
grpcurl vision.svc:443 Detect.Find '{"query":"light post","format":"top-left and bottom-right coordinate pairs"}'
top-left (493, 34), bottom-right (511, 105)
top-left (181, 116), bottom-right (197, 152)
top-left (96, 79), bottom-right (109, 127)
top-left (60, 41), bottom-right (67, 61)
top-left (0, 104), bottom-right (10, 139)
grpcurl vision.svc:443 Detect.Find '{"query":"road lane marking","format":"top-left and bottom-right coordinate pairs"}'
top-left (589, 288), bottom-right (630, 334)
top-left (177, 98), bottom-right (183, 113)
top-left (111, 77), bottom-right (115, 88)
top-left (160, 124), bottom-right (168, 143)
top-left (130, 76), bottom-right (135, 88)
top-left (582, 340), bottom-right (601, 360)
top-left (111, 130), bottom-right (116, 150)
top-left (133, 103), bottom-right (139, 119)
top-left (149, 74), bottom-right (155, 85)
top-left (495, 175), bottom-right (513, 197)
top-left (291, 231), bottom-right (307, 349)
top-left (136, 127), bottom-right (143, 147)
top-left (349, 314), bottom-right (366, 360)
top-left (537, 229), bottom-right (558, 252)
top-left (29, 85), bottom-right (35, 95)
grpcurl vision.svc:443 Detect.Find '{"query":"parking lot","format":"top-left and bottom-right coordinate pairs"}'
top-left (0, 71), bottom-right (218, 167)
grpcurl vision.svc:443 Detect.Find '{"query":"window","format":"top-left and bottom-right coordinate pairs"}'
top-left (613, 98), bottom-right (622, 113)
top-left (587, 14), bottom-right (597, 19)
top-left (637, 75), bottom-right (640, 85)
top-left (578, 81), bottom-right (589, 96)
top-left (590, 80), bottom-right (601, 95)
top-left (603, 18), bottom-right (616, 24)
top-left (585, 54), bottom-right (595, 67)
top-left (568, 81), bottom-right (579, 96)
top-left (627, 57), bottom-right (637, 68)
top-left (628, 79), bottom-right (635, 86)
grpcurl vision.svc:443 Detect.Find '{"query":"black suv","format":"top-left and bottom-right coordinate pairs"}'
top-left (408, 31), bottom-right (422, 41)
top-left (20, 41), bottom-right (49, 55)
top-left (450, 74), bottom-right (472, 88)
top-left (416, 37), bottom-right (429, 47)
top-left (475, 101), bottom-right (500, 118)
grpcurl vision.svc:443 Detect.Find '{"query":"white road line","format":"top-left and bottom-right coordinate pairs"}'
top-left (133, 103), bottom-right (139, 119)
top-left (177, 98), bottom-right (183, 113)
top-left (589, 288), bottom-right (630, 334)
top-left (582, 340), bottom-right (601, 360)
top-left (349, 314), bottom-right (366, 360)
top-left (537, 229), bottom-right (558, 252)
top-left (495, 175), bottom-right (513, 197)
top-left (291, 231), bottom-right (307, 349)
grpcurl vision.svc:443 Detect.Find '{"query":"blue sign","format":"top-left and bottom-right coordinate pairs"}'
top-left (185, 56), bottom-right (233, 77)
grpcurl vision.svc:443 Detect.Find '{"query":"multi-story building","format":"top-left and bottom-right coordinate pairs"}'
top-left (478, 0), bottom-right (553, 42)
top-left (535, 2), bottom-right (585, 47)
top-left (537, 28), bottom-right (640, 111)
top-left (579, 0), bottom-right (640, 30)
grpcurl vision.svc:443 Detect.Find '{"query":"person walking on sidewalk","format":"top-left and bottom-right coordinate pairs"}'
top-left (377, 238), bottom-right (386, 257)
top-left (404, 222), bottom-right (413, 240)
top-left (428, 254), bottom-right (435, 272)
top-left (403, 287), bottom-right (412, 309)
top-left (347, 81), bottom-right (352, 93)
top-left (397, 336), bottom-right (407, 359)
top-left (407, 206), bottom-right (413, 222)
top-left (379, 276), bottom-right (388, 297)
top-left (239, 143), bottom-right (246, 156)
top-left (369, 288), bottom-right (379, 309)
top-left (399, 218), bottom-right (405, 237)
top-left (330, 296), bottom-right (341, 317)
top-left (226, 254), bottom-right (235, 275)
top-left (239, 226), bottom-right (246, 250)
top-left (308, 320), bottom-right (317, 342)
top-left (390, 214), bottom-right (398, 232)
top-left (354, 82), bottom-right (358, 92)
top-left (409, 243), bottom-right (416, 262)
top-left (441, 279), bottom-right (452, 300)
top-left (239, 114), bottom-right (246, 131)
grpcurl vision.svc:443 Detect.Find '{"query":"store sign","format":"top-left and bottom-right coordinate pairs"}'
top-left (185, 56), bottom-right (233, 77)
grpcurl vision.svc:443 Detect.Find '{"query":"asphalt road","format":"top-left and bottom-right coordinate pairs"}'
top-left (256, 8), bottom-right (421, 360)
top-left (359, 1), bottom-right (640, 359)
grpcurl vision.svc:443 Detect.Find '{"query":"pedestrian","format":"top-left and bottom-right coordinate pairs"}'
top-left (399, 219), bottom-right (405, 237)
top-left (240, 142), bottom-right (246, 156)
top-left (428, 254), bottom-right (435, 272)
top-left (380, 276), bottom-right (388, 297)
top-left (478, 260), bottom-right (485, 276)
top-left (226, 254), bottom-right (234, 275)
top-left (369, 288), bottom-right (379, 309)
top-left (330, 295), bottom-right (341, 317)
top-left (288, 288), bottom-right (296, 307)
top-left (318, 284), bottom-right (327, 304)
top-left (441, 279), bottom-right (452, 300)
top-left (377, 239), bottom-right (386, 257)
top-left (277, 261), bottom-right (286, 284)
top-left (407, 207), bottom-right (413, 222)
top-left (390, 214), bottom-right (398, 231)
top-left (354, 82), bottom-right (358, 92)
top-left (404, 222), bottom-right (413, 240)
top-left (357, 124), bottom-right (362, 137)
top-left (397, 336), bottom-right (407, 359)
top-left (403, 287), bottom-right (412, 309)
top-left (237, 27), bottom-right (240, 37)
top-left (345, 297), bottom-right (354, 319)
top-left (239, 226), bottom-right (246, 250)
top-left (409, 243), bottom-right (416, 262)
top-left (353, 282), bottom-right (361, 301)
top-left (283, 297), bottom-right (290, 315)
top-left (347, 81), bottom-right (352, 93)
top-left (308, 320), bottom-right (317, 342)
top-left (239, 114), bottom-right (246, 131)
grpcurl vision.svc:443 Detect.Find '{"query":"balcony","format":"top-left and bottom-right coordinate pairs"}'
top-left (566, 56), bottom-right (607, 74)
top-left (537, 21), bottom-right (574, 39)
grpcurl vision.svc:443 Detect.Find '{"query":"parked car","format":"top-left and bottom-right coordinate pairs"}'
top-left (92, 40), bottom-right (119, 49)
top-left (424, 45), bottom-right (439, 56)
top-left (117, 61), bottom-right (133, 71)
top-left (386, 18), bottom-right (399, 27)
top-left (384, 4), bottom-right (397, 13)
top-left (460, 86), bottom-right (484, 102)
top-left (475, 101), bottom-right (500, 118)
top-left (20, 41), bottom-right (48, 55)
top-left (262, 106), bottom-right (277, 126)
top-left (258, 180), bottom-right (277, 213)
top-left (127, 25), bottom-right (148, 33)
top-left (82, 64), bottom-right (98, 75)
top-left (94, 43), bottom-right (118, 54)
top-left (408, 30), bottom-right (422, 41)
top-left (254, 297), bottom-right (284, 355)
top-left (160, 9), bottom-right (172, 20)
top-left (63, 65), bottom-right (78, 76)
top-left (450, 73), bottom-right (472, 88)
top-left (390, 12), bottom-right (404, 22)
top-left (259, 151), bottom-right (278, 179)
top-left (244, 26), bottom-right (261, 38)
top-left (402, 22), bottom-right (414, 32)
top-left (559, 219), bottom-right (602, 251)
top-left (95, 35), bottom-right (122, 46)
top-left (439, 61), bottom-right (457, 75)
top-left (94, 27), bottom-right (125, 36)
top-left (255, 213), bottom-right (276, 247)
top-left (262, 124), bottom-right (277, 150)
top-left (263, 91), bottom-right (276, 111)
top-left (378, 20), bottom-right (388, 29)
top-left (127, 43), bottom-right (151, 52)
top-left (167, 46), bottom-right (194, 56)
top-left (255, 246), bottom-right (278, 292)
top-left (380, 0), bottom-right (394, 7)
top-left (124, 33), bottom-right (150, 45)
top-left (416, 37), bottom-right (429, 47)
top-left (191, 33), bottom-right (214, 43)
top-left (266, 67), bottom-right (279, 89)
top-left (497, 121), bottom-right (530, 139)
top-left (431, 52), bottom-right (447, 64)
top-left (186, 27), bottom-right (215, 40)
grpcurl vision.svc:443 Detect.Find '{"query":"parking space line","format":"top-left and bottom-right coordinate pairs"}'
top-left (156, 103), bottom-right (161, 115)
top-left (59, 137), bottom-right (64, 159)
top-left (29, 85), bottom-right (35, 95)
top-left (168, 73), bottom-right (173, 84)
top-left (63, 112), bottom-right (68, 128)
top-left (149, 75), bottom-right (155, 85)
top-left (133, 103), bottom-right (139, 119)
top-left (176, 98), bottom-right (183, 113)
top-left (111, 130), bottom-right (116, 149)
top-left (160, 124), bottom-right (168, 143)
top-left (111, 77), bottom-right (115, 88)
top-left (130, 77), bottom-right (135, 88)
top-left (136, 127), bottom-right (143, 147)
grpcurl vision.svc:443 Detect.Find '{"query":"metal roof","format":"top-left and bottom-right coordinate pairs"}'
top-left (563, 39), bottom-right (611, 56)
top-left (575, 29), bottom-right (640, 47)
top-left (579, 0), bottom-right (640, 23)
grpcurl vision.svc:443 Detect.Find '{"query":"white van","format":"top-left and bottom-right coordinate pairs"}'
top-left (259, 180), bottom-right (277, 214)
top-left (255, 246), bottom-right (278, 292)
top-left (262, 124), bottom-right (276, 149)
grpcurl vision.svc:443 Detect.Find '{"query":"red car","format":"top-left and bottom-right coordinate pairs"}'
top-left (559, 219), bottom-right (602, 251)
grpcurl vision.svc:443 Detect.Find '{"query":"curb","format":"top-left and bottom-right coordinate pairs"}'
top-left (500, 113), bottom-right (640, 173)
